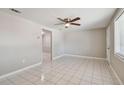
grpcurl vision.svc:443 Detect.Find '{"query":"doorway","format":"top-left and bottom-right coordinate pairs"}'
top-left (106, 26), bottom-right (111, 64)
top-left (42, 29), bottom-right (52, 64)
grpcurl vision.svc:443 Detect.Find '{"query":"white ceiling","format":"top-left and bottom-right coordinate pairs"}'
top-left (0, 8), bottom-right (116, 31)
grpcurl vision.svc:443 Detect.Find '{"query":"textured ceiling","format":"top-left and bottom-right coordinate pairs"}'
top-left (0, 8), bottom-right (116, 31)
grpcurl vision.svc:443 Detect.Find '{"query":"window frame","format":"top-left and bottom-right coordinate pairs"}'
top-left (114, 9), bottom-right (124, 61)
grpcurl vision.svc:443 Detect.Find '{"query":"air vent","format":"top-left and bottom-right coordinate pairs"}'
top-left (9, 8), bottom-right (21, 13)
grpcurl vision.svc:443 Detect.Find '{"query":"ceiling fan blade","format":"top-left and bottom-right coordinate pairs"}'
top-left (70, 23), bottom-right (81, 26)
top-left (57, 18), bottom-right (66, 22)
top-left (54, 23), bottom-right (65, 25)
top-left (70, 17), bottom-right (80, 22)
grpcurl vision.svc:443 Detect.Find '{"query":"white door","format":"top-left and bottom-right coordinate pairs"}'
top-left (106, 26), bottom-right (111, 63)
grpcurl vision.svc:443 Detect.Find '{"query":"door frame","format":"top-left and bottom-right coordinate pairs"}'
top-left (106, 26), bottom-right (111, 64)
top-left (42, 29), bottom-right (52, 62)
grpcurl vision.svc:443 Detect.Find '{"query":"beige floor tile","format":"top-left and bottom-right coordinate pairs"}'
top-left (62, 75), bottom-right (72, 81)
top-left (55, 79), bottom-right (69, 85)
top-left (34, 79), bottom-right (54, 85)
top-left (0, 79), bottom-right (13, 85)
top-left (7, 75), bottom-right (32, 85)
top-left (0, 56), bottom-right (120, 85)
top-left (80, 80), bottom-right (91, 85)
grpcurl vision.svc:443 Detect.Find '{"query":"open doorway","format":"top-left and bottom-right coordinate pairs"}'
top-left (106, 26), bottom-right (111, 64)
top-left (42, 29), bottom-right (52, 64)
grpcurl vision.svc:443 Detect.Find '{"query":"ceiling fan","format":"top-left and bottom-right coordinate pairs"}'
top-left (55, 17), bottom-right (81, 28)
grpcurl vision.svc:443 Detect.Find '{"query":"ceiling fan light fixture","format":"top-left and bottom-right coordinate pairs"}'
top-left (57, 17), bottom-right (81, 28)
top-left (65, 23), bottom-right (70, 28)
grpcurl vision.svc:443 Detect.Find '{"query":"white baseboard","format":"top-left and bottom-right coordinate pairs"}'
top-left (0, 62), bottom-right (41, 80)
top-left (64, 54), bottom-right (107, 61)
top-left (109, 64), bottom-right (123, 85)
top-left (53, 54), bottom-right (65, 60)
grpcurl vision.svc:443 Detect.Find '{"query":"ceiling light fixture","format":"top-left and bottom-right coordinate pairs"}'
top-left (65, 23), bottom-right (70, 28)
top-left (56, 17), bottom-right (81, 28)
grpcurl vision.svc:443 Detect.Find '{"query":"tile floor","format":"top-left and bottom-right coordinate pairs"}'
top-left (0, 56), bottom-right (120, 85)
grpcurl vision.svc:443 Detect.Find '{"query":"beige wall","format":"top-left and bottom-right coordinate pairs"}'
top-left (0, 11), bottom-right (65, 76)
top-left (52, 29), bottom-right (64, 57)
top-left (107, 8), bottom-right (124, 84)
top-left (64, 28), bottom-right (106, 58)
top-left (0, 11), bottom-right (42, 76)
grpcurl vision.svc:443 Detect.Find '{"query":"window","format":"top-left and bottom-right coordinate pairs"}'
top-left (115, 10), bottom-right (124, 58)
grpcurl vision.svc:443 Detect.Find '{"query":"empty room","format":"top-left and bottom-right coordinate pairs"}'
top-left (0, 8), bottom-right (124, 85)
